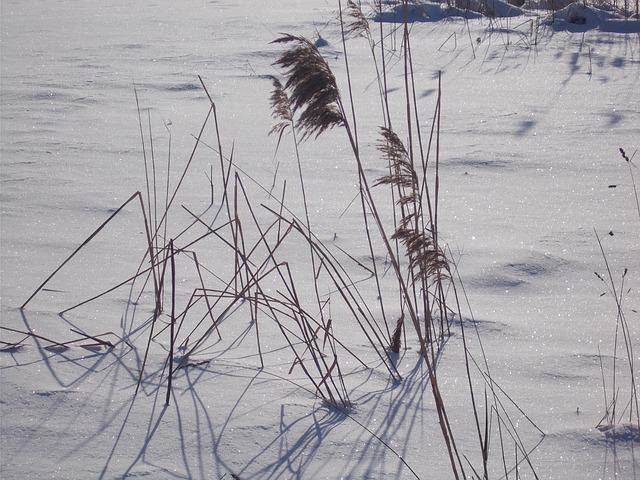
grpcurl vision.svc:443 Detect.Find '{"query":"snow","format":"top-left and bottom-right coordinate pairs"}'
top-left (2, 0), bottom-right (639, 478)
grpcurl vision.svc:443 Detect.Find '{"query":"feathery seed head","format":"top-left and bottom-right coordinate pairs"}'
top-left (272, 34), bottom-right (345, 140)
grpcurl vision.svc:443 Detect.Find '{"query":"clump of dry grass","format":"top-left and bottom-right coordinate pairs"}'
top-left (592, 148), bottom-right (639, 432)
top-left (270, 14), bottom-right (463, 480)
top-left (17, 2), bottom-right (544, 477)
top-left (262, 2), bottom-right (545, 477)
top-left (594, 210), bottom-right (639, 433)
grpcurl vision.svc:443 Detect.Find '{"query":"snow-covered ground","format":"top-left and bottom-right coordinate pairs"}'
top-left (2, 1), bottom-right (639, 478)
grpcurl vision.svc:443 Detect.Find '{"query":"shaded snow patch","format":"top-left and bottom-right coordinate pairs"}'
top-left (541, 3), bottom-right (640, 31)
top-left (596, 423), bottom-right (640, 442)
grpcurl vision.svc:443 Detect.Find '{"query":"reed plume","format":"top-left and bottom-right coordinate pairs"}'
top-left (269, 77), bottom-right (293, 135)
top-left (375, 126), bottom-right (419, 210)
top-left (272, 34), bottom-right (345, 140)
top-left (346, 0), bottom-right (372, 41)
top-left (389, 314), bottom-right (404, 354)
top-left (375, 127), bottom-right (448, 283)
top-left (392, 227), bottom-right (449, 283)
top-left (268, 76), bottom-right (295, 155)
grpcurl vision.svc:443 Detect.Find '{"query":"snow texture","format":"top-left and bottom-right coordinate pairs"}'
top-left (2, 0), bottom-right (639, 479)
